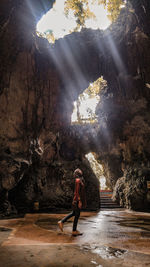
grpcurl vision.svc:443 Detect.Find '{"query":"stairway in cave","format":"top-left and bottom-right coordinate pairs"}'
top-left (100, 190), bottom-right (121, 209)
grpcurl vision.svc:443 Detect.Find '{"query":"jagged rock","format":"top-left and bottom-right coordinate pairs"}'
top-left (113, 166), bottom-right (150, 210)
top-left (8, 158), bottom-right (100, 212)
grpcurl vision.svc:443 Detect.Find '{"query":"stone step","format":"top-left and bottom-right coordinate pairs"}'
top-left (100, 202), bottom-right (120, 207)
top-left (100, 200), bottom-right (116, 203)
top-left (100, 201), bottom-right (119, 205)
top-left (100, 192), bottom-right (121, 209)
top-left (100, 204), bottom-right (121, 209)
top-left (100, 204), bottom-right (121, 208)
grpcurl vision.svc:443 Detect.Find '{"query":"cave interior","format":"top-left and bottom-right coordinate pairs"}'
top-left (0, 0), bottom-right (150, 216)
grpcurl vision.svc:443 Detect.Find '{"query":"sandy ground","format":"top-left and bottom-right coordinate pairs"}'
top-left (1, 209), bottom-right (150, 266)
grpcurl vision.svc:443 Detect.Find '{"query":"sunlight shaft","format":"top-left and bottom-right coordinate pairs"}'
top-left (85, 152), bottom-right (107, 190)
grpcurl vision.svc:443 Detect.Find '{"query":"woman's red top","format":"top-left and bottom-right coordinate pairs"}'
top-left (73, 178), bottom-right (86, 208)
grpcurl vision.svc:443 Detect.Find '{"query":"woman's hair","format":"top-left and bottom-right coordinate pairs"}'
top-left (73, 168), bottom-right (83, 178)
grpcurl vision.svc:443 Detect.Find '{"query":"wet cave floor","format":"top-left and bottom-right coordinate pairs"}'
top-left (1, 210), bottom-right (150, 266)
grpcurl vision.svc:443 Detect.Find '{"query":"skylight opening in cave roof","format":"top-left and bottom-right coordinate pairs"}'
top-left (71, 77), bottom-right (107, 125)
top-left (71, 92), bottom-right (100, 124)
top-left (36, 0), bottom-right (112, 43)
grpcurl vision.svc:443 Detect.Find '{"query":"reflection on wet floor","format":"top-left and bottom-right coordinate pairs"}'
top-left (1, 210), bottom-right (150, 266)
top-left (118, 217), bottom-right (150, 231)
top-left (35, 216), bottom-right (101, 231)
top-left (82, 245), bottom-right (127, 259)
top-left (1, 210), bottom-right (150, 254)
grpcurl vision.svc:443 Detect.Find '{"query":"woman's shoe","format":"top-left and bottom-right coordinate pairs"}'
top-left (58, 221), bottom-right (63, 232)
top-left (72, 230), bottom-right (83, 236)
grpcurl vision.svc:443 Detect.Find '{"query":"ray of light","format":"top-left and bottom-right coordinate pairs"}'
top-left (85, 152), bottom-right (107, 190)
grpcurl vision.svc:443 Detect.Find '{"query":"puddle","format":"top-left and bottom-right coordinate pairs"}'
top-left (118, 218), bottom-right (150, 232)
top-left (91, 260), bottom-right (97, 265)
top-left (92, 246), bottom-right (127, 259)
top-left (82, 245), bottom-right (127, 260)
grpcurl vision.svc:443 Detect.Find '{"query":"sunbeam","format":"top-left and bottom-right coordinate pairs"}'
top-left (85, 152), bottom-right (107, 190)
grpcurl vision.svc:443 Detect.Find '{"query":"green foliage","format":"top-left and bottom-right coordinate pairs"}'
top-left (85, 77), bottom-right (107, 97)
top-left (64, 0), bottom-right (125, 30)
top-left (95, 0), bottom-right (125, 21)
top-left (36, 30), bottom-right (55, 43)
top-left (64, 0), bottom-right (95, 30)
top-left (45, 30), bottom-right (55, 43)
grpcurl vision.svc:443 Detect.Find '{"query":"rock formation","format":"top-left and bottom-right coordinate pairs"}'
top-left (0, 0), bottom-right (150, 215)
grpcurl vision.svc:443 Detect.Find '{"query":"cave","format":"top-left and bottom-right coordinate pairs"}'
top-left (1, 0), bottom-right (150, 264)
top-left (0, 0), bottom-right (150, 216)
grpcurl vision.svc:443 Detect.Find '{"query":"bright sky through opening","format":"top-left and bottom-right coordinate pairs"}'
top-left (71, 77), bottom-right (107, 124)
top-left (37, 0), bottom-right (111, 39)
top-left (71, 93), bottom-right (100, 123)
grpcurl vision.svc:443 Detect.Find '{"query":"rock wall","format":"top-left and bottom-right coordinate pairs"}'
top-left (96, 0), bottom-right (150, 209)
top-left (0, 0), bottom-right (150, 214)
top-left (0, 0), bottom-right (100, 215)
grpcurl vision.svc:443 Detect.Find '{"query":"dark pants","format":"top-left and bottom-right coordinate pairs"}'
top-left (61, 206), bottom-right (80, 231)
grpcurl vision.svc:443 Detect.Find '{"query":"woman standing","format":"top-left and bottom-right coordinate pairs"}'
top-left (58, 168), bottom-right (86, 236)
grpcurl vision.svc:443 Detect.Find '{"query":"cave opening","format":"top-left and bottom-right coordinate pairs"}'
top-left (36, 0), bottom-right (127, 44)
top-left (71, 76), bottom-right (106, 124)
top-left (36, 0), bottom-right (111, 43)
